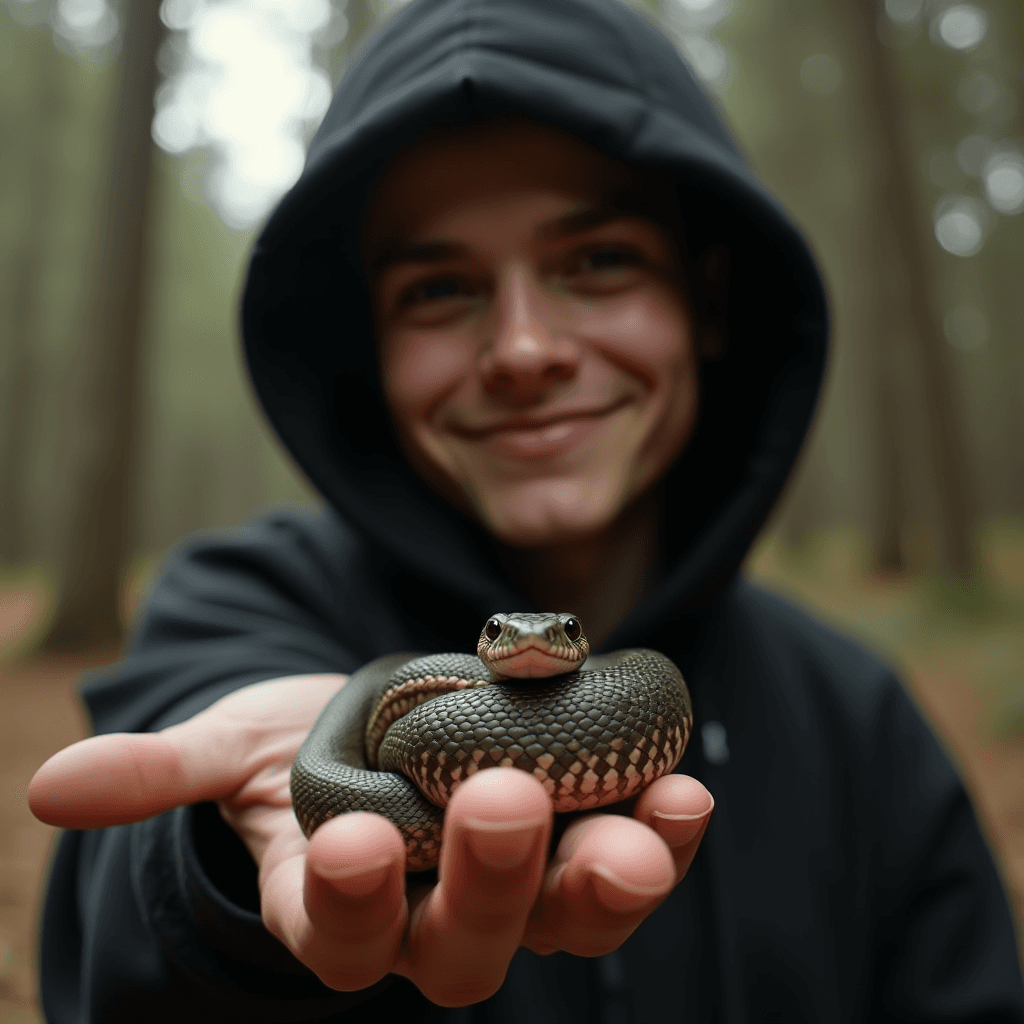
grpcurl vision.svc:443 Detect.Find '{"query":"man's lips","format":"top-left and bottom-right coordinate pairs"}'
top-left (451, 399), bottom-right (629, 439)
top-left (448, 400), bottom-right (630, 461)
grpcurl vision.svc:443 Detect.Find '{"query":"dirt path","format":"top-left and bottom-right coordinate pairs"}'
top-left (0, 588), bottom-right (1021, 1022)
top-left (0, 654), bottom-right (93, 1024)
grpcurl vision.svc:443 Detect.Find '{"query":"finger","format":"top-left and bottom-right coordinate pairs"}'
top-left (526, 813), bottom-right (675, 958)
top-left (260, 813), bottom-right (408, 991)
top-left (634, 774), bottom-right (714, 879)
top-left (28, 674), bottom-right (345, 829)
top-left (399, 767), bottom-right (551, 1007)
top-left (526, 777), bottom-right (713, 956)
top-left (27, 731), bottom-right (247, 828)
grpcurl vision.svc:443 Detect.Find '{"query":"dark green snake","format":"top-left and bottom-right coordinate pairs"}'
top-left (290, 612), bottom-right (693, 870)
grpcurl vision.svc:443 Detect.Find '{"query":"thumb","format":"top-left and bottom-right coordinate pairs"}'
top-left (28, 725), bottom-right (251, 829)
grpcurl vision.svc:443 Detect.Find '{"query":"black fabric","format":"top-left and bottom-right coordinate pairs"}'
top-left (37, 0), bottom-right (1024, 1020)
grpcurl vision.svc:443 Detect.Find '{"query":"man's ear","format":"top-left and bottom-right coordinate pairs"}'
top-left (695, 243), bottom-right (731, 361)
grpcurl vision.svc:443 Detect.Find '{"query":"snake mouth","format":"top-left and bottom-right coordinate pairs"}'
top-left (488, 645), bottom-right (581, 679)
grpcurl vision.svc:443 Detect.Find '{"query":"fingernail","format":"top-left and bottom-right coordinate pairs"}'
top-left (589, 864), bottom-right (669, 912)
top-left (464, 816), bottom-right (546, 871)
top-left (317, 857), bottom-right (394, 896)
top-left (651, 804), bottom-right (712, 848)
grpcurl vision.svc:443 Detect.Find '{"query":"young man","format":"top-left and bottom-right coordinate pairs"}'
top-left (30, 0), bottom-right (1024, 1021)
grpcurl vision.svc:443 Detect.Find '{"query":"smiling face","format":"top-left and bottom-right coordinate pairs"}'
top-left (365, 118), bottom-right (704, 549)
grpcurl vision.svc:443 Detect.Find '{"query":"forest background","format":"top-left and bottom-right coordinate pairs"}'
top-left (0, 0), bottom-right (1021, 628)
top-left (4, 0), bottom-right (1023, 719)
top-left (0, 0), bottom-right (1023, 1015)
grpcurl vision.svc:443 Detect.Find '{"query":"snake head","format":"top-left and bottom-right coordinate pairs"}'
top-left (477, 612), bottom-right (590, 680)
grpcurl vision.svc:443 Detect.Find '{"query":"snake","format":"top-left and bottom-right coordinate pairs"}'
top-left (290, 612), bottom-right (693, 870)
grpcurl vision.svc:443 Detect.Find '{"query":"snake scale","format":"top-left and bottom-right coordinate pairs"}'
top-left (290, 612), bottom-right (693, 870)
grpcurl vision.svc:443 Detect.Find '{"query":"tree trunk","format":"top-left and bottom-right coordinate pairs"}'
top-left (992, 0), bottom-right (1024, 517)
top-left (0, 229), bottom-right (40, 568)
top-left (0, 29), bottom-right (61, 568)
top-left (41, 3), bottom-right (164, 651)
top-left (847, 0), bottom-right (977, 580)
top-left (872, 358), bottom-right (907, 571)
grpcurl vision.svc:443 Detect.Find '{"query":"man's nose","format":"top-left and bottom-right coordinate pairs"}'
top-left (478, 267), bottom-right (579, 398)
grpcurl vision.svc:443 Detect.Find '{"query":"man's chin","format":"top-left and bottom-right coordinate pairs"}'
top-left (472, 482), bottom-right (624, 550)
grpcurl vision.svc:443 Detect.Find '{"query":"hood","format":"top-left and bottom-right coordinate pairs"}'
top-left (240, 0), bottom-right (828, 648)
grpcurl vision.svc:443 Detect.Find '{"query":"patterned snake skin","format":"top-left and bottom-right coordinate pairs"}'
top-left (291, 614), bottom-right (693, 870)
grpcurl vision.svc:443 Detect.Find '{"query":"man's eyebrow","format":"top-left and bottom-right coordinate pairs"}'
top-left (372, 239), bottom-right (468, 274)
top-left (539, 205), bottom-right (634, 238)
top-left (372, 205), bottom-right (640, 272)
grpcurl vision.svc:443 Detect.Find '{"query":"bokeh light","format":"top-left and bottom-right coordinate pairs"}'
top-left (884, 0), bottom-right (923, 26)
top-left (45, 0), bottom-right (118, 54)
top-left (983, 150), bottom-right (1024, 216)
top-left (152, 0), bottom-right (336, 230)
top-left (672, 0), bottom-right (718, 11)
top-left (932, 4), bottom-right (988, 52)
top-left (678, 34), bottom-right (729, 85)
top-left (666, 0), bottom-right (733, 30)
top-left (933, 194), bottom-right (988, 257)
top-left (663, 0), bottom-right (733, 90)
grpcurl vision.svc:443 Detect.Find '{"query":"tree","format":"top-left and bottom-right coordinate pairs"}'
top-left (845, 0), bottom-right (978, 579)
top-left (0, 37), bottom-right (42, 566)
top-left (41, 2), bottom-right (165, 650)
top-left (989, 0), bottom-right (1024, 517)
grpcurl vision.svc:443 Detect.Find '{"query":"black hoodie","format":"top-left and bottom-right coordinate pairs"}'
top-left (39, 0), bottom-right (1024, 1021)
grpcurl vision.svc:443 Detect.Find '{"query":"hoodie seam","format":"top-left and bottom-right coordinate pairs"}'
top-left (606, 0), bottom-right (659, 153)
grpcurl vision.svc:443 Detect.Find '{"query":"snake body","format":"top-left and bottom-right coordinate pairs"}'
top-left (291, 613), bottom-right (693, 870)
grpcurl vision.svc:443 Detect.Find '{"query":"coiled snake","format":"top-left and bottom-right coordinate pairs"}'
top-left (290, 612), bottom-right (693, 870)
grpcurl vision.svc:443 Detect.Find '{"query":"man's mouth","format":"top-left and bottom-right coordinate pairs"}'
top-left (453, 398), bottom-right (630, 439)
top-left (451, 401), bottom-right (629, 461)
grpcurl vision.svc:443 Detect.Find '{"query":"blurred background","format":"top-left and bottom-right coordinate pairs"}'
top-left (0, 0), bottom-right (1022, 1018)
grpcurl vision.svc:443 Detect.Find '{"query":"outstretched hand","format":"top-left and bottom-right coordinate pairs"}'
top-left (28, 675), bottom-right (713, 1007)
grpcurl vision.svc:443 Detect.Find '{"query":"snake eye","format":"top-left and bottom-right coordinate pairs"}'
top-left (484, 617), bottom-right (502, 641)
top-left (564, 617), bottom-right (582, 641)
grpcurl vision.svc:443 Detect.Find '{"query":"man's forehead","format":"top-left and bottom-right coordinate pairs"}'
top-left (371, 202), bottom-right (646, 273)
top-left (363, 115), bottom-right (679, 253)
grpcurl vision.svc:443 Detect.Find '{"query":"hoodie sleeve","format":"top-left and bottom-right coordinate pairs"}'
top-left (37, 513), bottom-right (439, 1023)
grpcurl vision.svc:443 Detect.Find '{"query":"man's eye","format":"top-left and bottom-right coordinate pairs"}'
top-left (400, 277), bottom-right (471, 307)
top-left (574, 247), bottom-right (641, 274)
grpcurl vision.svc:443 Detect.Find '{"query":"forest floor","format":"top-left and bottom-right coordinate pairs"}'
top-left (1, 526), bottom-right (1023, 1023)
